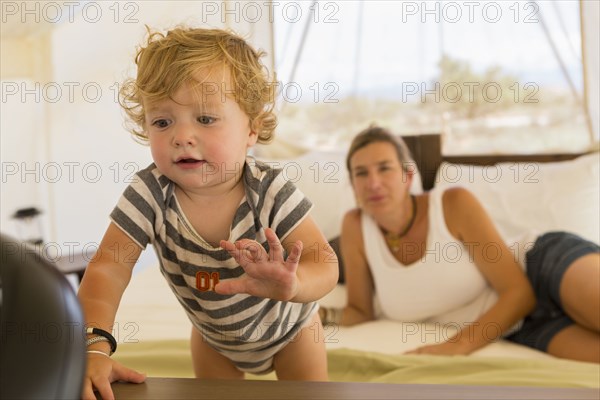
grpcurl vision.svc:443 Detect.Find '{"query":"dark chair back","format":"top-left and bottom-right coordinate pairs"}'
top-left (1, 234), bottom-right (86, 399)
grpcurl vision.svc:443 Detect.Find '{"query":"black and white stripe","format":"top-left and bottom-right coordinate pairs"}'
top-left (110, 157), bottom-right (315, 373)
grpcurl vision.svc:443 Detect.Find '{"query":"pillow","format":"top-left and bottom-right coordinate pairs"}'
top-left (434, 152), bottom-right (600, 245)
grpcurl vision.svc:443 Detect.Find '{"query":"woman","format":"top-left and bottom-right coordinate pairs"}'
top-left (320, 125), bottom-right (599, 363)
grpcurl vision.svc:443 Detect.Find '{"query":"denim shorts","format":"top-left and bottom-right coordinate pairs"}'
top-left (506, 231), bottom-right (599, 352)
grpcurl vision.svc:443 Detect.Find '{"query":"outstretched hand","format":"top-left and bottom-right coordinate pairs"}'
top-left (216, 228), bottom-right (302, 301)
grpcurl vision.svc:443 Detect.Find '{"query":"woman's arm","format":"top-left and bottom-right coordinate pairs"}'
top-left (338, 209), bottom-right (376, 326)
top-left (411, 188), bottom-right (536, 355)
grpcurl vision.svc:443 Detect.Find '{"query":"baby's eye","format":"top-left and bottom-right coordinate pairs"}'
top-left (197, 116), bottom-right (216, 125)
top-left (152, 119), bottom-right (170, 129)
top-left (354, 171), bottom-right (367, 177)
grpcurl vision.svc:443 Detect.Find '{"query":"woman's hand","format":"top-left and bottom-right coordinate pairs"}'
top-left (81, 353), bottom-right (146, 400)
top-left (216, 228), bottom-right (302, 301)
top-left (405, 340), bottom-right (473, 356)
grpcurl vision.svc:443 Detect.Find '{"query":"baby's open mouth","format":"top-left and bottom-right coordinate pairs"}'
top-left (177, 158), bottom-right (201, 163)
top-left (175, 158), bottom-right (206, 167)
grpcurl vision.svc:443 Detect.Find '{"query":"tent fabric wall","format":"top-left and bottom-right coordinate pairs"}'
top-left (1, 1), bottom-right (598, 257)
top-left (582, 0), bottom-right (599, 141)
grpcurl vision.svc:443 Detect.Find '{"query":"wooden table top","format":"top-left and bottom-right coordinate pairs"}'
top-left (102, 377), bottom-right (600, 400)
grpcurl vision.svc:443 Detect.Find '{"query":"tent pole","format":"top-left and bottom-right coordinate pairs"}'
top-left (580, 0), bottom-right (596, 143)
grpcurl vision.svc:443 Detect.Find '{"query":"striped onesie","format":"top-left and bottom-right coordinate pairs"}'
top-left (110, 157), bottom-right (317, 374)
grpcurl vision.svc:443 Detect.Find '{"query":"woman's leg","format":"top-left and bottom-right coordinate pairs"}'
top-left (547, 253), bottom-right (600, 363)
top-left (559, 253), bottom-right (600, 331)
top-left (547, 324), bottom-right (599, 363)
top-left (190, 327), bottom-right (244, 379)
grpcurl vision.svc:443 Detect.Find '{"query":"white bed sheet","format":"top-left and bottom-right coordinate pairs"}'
top-left (115, 265), bottom-right (552, 361)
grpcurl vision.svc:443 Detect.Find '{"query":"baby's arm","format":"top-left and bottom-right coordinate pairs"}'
top-left (78, 222), bottom-right (146, 400)
top-left (217, 217), bottom-right (339, 302)
top-left (282, 216), bottom-right (339, 302)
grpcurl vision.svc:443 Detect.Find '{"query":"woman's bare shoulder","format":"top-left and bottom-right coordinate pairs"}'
top-left (441, 186), bottom-right (497, 241)
top-left (341, 208), bottom-right (364, 243)
top-left (441, 186), bottom-right (476, 204)
top-left (343, 207), bottom-right (362, 223)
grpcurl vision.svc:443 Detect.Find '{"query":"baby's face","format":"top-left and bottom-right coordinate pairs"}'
top-left (143, 67), bottom-right (257, 195)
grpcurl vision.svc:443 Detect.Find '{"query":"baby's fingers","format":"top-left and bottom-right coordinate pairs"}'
top-left (221, 240), bottom-right (264, 264)
top-left (81, 374), bottom-right (114, 400)
top-left (284, 240), bottom-right (303, 270)
top-left (111, 363), bottom-right (146, 384)
top-left (215, 276), bottom-right (248, 295)
top-left (265, 228), bottom-right (284, 262)
top-left (92, 378), bottom-right (115, 400)
top-left (81, 378), bottom-right (100, 400)
top-left (83, 361), bottom-right (145, 400)
top-left (236, 241), bottom-right (263, 263)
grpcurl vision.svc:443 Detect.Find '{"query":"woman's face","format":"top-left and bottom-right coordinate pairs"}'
top-left (349, 141), bottom-right (413, 215)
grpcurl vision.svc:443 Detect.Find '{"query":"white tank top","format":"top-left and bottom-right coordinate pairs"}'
top-left (362, 186), bottom-right (500, 324)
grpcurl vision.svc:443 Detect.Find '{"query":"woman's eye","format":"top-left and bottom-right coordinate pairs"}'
top-left (198, 116), bottom-right (215, 125)
top-left (152, 119), bottom-right (170, 129)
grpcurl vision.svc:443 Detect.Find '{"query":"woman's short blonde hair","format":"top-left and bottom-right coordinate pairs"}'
top-left (120, 27), bottom-right (277, 143)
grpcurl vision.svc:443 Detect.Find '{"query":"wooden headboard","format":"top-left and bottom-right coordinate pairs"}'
top-left (403, 134), bottom-right (588, 191)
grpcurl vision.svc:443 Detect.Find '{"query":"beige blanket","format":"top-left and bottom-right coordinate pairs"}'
top-left (114, 340), bottom-right (599, 388)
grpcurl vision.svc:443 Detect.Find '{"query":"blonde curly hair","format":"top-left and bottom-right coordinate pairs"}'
top-left (120, 27), bottom-right (277, 143)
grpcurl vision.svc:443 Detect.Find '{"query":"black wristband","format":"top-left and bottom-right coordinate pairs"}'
top-left (86, 327), bottom-right (117, 355)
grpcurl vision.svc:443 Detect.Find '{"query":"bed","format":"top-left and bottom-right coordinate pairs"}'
top-left (113, 134), bottom-right (600, 389)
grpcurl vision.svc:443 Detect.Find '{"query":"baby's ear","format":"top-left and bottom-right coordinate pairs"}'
top-left (247, 131), bottom-right (258, 147)
top-left (246, 125), bottom-right (259, 148)
top-left (247, 117), bottom-right (263, 145)
top-left (250, 115), bottom-right (263, 133)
